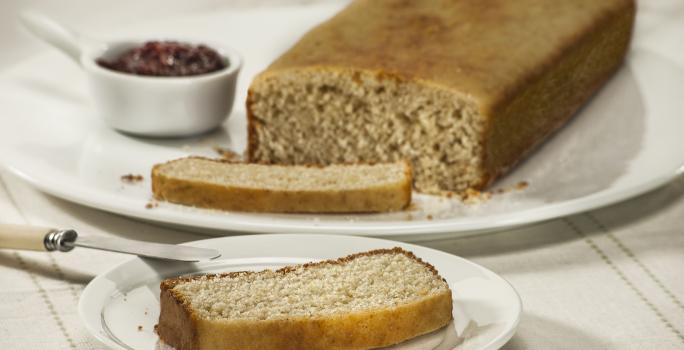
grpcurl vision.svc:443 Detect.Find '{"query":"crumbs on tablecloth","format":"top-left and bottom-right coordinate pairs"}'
top-left (138, 325), bottom-right (143, 331)
top-left (427, 214), bottom-right (433, 220)
top-left (213, 146), bottom-right (242, 161)
top-left (145, 201), bottom-right (159, 209)
top-left (121, 174), bottom-right (144, 183)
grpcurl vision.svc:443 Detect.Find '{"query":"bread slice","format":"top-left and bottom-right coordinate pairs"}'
top-left (246, 0), bottom-right (636, 194)
top-left (157, 248), bottom-right (453, 350)
top-left (151, 157), bottom-right (412, 213)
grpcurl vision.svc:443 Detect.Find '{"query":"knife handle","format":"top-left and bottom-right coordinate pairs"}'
top-left (0, 224), bottom-right (76, 252)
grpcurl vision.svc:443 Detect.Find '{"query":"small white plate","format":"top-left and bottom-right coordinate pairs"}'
top-left (79, 234), bottom-right (521, 350)
top-left (1, 2), bottom-right (684, 239)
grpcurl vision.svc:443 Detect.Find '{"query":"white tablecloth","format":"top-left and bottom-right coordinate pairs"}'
top-left (1, 1), bottom-right (683, 349)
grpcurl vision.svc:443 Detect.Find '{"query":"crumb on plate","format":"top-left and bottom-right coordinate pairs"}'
top-left (213, 146), bottom-right (242, 161)
top-left (462, 188), bottom-right (492, 204)
top-left (121, 174), bottom-right (144, 183)
top-left (516, 181), bottom-right (529, 190)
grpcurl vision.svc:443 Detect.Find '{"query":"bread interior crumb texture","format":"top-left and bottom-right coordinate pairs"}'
top-left (173, 251), bottom-right (449, 321)
top-left (160, 158), bottom-right (407, 191)
top-left (249, 68), bottom-right (484, 194)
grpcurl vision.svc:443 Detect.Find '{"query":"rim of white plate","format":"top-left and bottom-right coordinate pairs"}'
top-left (4, 161), bottom-right (682, 236)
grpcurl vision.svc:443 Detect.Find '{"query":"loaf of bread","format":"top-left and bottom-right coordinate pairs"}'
top-left (157, 248), bottom-right (453, 350)
top-left (247, 0), bottom-right (636, 194)
top-left (151, 157), bottom-right (411, 212)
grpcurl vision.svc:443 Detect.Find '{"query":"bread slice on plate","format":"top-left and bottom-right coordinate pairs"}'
top-left (151, 157), bottom-right (412, 213)
top-left (157, 248), bottom-right (453, 350)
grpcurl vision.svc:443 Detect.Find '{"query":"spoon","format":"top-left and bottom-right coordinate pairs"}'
top-left (19, 12), bottom-right (242, 138)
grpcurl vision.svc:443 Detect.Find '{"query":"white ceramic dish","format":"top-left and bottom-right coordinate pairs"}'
top-left (79, 234), bottom-right (522, 350)
top-left (1, 2), bottom-right (684, 239)
top-left (84, 40), bottom-right (242, 137)
top-left (20, 12), bottom-right (242, 137)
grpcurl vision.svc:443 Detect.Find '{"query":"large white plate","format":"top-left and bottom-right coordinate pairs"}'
top-left (78, 234), bottom-right (521, 350)
top-left (1, 2), bottom-right (684, 239)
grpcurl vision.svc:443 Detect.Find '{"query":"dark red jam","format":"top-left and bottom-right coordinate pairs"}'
top-left (96, 41), bottom-right (226, 77)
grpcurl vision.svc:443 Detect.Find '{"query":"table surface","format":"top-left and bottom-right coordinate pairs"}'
top-left (1, 1), bottom-right (683, 349)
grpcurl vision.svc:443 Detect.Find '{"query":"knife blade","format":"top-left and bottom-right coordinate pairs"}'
top-left (0, 223), bottom-right (221, 262)
top-left (71, 234), bottom-right (221, 262)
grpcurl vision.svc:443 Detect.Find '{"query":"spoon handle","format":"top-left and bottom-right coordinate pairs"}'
top-left (19, 11), bottom-right (83, 64)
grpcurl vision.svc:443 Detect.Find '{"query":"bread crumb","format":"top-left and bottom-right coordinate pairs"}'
top-left (145, 201), bottom-right (159, 209)
top-left (461, 188), bottom-right (491, 204)
top-left (426, 215), bottom-right (433, 220)
top-left (213, 146), bottom-right (242, 161)
top-left (121, 174), bottom-right (144, 183)
top-left (138, 325), bottom-right (143, 331)
top-left (440, 179), bottom-right (529, 204)
top-left (516, 181), bottom-right (529, 190)
top-left (491, 180), bottom-right (530, 194)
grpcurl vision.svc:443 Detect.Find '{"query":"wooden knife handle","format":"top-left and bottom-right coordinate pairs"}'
top-left (0, 223), bottom-right (55, 251)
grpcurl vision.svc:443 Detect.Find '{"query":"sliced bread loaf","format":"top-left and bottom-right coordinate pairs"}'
top-left (157, 248), bottom-right (453, 350)
top-left (151, 157), bottom-right (412, 213)
top-left (246, 0), bottom-right (635, 194)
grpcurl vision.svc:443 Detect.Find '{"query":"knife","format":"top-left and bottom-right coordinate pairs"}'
top-left (0, 223), bottom-right (221, 262)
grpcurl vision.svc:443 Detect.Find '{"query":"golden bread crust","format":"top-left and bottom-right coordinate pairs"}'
top-left (190, 294), bottom-right (452, 350)
top-left (255, 0), bottom-right (634, 110)
top-left (480, 0), bottom-right (636, 186)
